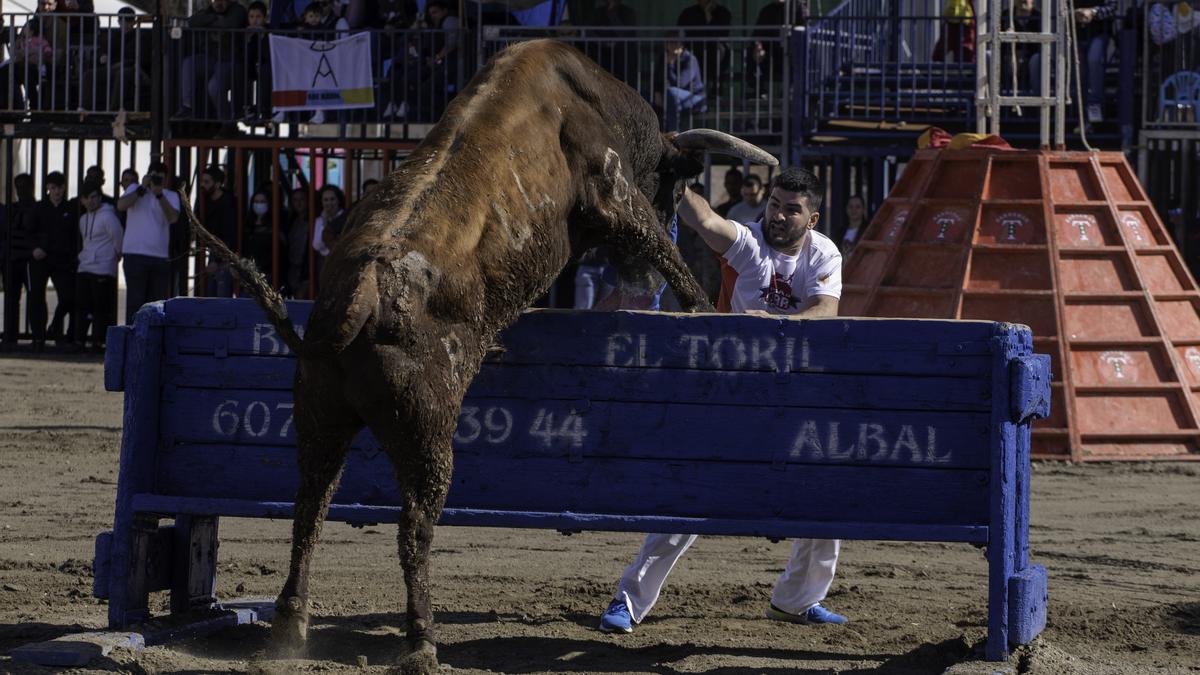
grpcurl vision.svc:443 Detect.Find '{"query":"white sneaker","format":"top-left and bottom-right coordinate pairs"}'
top-left (1086, 104), bottom-right (1103, 124)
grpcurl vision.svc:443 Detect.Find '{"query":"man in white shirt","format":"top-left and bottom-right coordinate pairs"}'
top-left (117, 161), bottom-right (181, 324)
top-left (598, 167), bottom-right (846, 634)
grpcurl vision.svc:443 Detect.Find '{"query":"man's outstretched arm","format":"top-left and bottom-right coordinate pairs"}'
top-left (677, 186), bottom-right (739, 255)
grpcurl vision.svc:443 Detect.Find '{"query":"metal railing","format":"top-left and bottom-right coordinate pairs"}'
top-left (480, 25), bottom-right (793, 148)
top-left (165, 23), bottom-right (468, 133)
top-left (0, 12), bottom-right (151, 116)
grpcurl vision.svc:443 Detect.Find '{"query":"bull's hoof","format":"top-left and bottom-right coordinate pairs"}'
top-left (270, 596), bottom-right (309, 656)
top-left (387, 640), bottom-right (438, 675)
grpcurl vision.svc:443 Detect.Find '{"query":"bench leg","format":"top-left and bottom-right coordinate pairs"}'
top-left (171, 515), bottom-right (220, 615)
top-left (119, 514), bottom-right (161, 626)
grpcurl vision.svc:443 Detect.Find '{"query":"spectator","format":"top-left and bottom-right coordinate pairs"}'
top-left (245, 189), bottom-right (285, 282)
top-left (285, 183), bottom-right (311, 297)
top-left (361, 178), bottom-right (380, 198)
top-left (177, 0), bottom-right (249, 120)
top-left (593, 0), bottom-right (638, 80)
top-left (1002, 0), bottom-right (1039, 96)
top-left (574, 247), bottom-right (610, 309)
top-left (241, 1), bottom-right (271, 121)
top-left (119, 168), bottom-right (139, 192)
top-left (74, 178), bottom-right (122, 353)
top-left (312, 184), bottom-right (345, 268)
top-left (117, 161), bottom-right (180, 324)
top-left (1, 174), bottom-right (40, 350)
top-left (197, 166), bottom-right (239, 297)
top-left (82, 8), bottom-right (148, 112)
top-left (658, 37), bottom-right (706, 132)
top-left (714, 167), bottom-right (742, 217)
top-left (34, 171), bottom-right (78, 346)
top-left (67, 165), bottom-right (113, 216)
top-left (1030, 1), bottom-right (1118, 125)
top-left (748, 0), bottom-right (808, 92)
top-left (838, 195), bottom-right (869, 255)
top-left (386, 0), bottom-right (460, 121)
top-left (726, 174), bottom-right (766, 224)
top-left (932, 0), bottom-right (975, 63)
top-left (676, 0), bottom-right (731, 88)
top-left (0, 16), bottom-right (59, 110)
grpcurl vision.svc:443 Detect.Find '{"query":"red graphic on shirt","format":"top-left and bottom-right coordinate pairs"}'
top-left (759, 271), bottom-right (801, 310)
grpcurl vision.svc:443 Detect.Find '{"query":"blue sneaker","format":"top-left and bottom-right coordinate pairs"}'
top-left (599, 599), bottom-right (633, 633)
top-left (765, 603), bottom-right (848, 625)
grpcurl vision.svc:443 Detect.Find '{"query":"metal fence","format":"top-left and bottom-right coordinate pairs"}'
top-left (479, 25), bottom-right (793, 151)
top-left (165, 23), bottom-right (468, 135)
top-left (0, 12), bottom-right (151, 117)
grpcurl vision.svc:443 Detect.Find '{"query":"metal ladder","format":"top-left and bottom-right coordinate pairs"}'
top-left (973, 0), bottom-right (1069, 148)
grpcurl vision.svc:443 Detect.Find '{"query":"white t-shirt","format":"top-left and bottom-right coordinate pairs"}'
top-left (721, 220), bottom-right (842, 314)
top-left (121, 184), bottom-right (181, 259)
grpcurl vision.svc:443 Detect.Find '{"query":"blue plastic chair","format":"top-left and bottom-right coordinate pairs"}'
top-left (1160, 71), bottom-right (1200, 122)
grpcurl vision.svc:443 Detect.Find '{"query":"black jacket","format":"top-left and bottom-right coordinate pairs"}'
top-left (35, 197), bottom-right (79, 268)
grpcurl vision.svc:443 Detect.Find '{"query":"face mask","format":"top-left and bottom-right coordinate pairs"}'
top-left (252, 203), bottom-right (269, 216)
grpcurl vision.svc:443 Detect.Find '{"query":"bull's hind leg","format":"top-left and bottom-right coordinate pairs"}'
top-left (373, 404), bottom-right (456, 675)
top-left (272, 389), bottom-right (361, 653)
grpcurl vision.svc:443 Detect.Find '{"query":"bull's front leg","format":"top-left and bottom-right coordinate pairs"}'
top-left (596, 190), bottom-right (714, 313)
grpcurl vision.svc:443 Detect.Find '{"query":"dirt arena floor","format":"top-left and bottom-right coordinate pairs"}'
top-left (0, 352), bottom-right (1197, 674)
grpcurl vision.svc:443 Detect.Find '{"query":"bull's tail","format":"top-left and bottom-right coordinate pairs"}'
top-left (179, 198), bottom-right (308, 357)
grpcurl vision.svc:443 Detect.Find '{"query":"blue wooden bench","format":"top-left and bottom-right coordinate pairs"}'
top-left (92, 297), bottom-right (1050, 661)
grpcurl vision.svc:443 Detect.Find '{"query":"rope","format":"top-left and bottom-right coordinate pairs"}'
top-left (1009, 0), bottom-right (1022, 116)
top-left (1066, 0), bottom-right (1095, 151)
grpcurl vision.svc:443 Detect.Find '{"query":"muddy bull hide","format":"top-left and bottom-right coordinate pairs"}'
top-left (184, 39), bottom-right (776, 674)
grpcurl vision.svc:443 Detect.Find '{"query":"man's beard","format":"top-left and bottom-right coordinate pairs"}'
top-left (764, 219), bottom-right (805, 250)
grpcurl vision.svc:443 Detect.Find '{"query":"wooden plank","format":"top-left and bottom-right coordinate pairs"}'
top-left (169, 516), bottom-right (218, 615)
top-left (131, 495), bottom-right (991, 543)
top-left (151, 447), bottom-right (991, 527)
top-left (1008, 564), bottom-right (1048, 645)
top-left (161, 355), bottom-right (994, 413)
top-left (987, 332), bottom-right (1021, 662)
top-left (103, 326), bottom-right (129, 392)
top-left (160, 298), bottom-right (1001, 378)
top-left (158, 392), bottom-right (993, 469)
top-left (1010, 354), bottom-right (1052, 423)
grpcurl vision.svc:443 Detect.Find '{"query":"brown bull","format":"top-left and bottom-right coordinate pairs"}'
top-left (188, 39), bottom-right (775, 674)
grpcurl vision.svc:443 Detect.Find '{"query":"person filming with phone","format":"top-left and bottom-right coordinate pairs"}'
top-left (116, 161), bottom-right (181, 324)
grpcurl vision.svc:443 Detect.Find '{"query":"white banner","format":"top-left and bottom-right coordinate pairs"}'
top-left (269, 32), bottom-right (374, 111)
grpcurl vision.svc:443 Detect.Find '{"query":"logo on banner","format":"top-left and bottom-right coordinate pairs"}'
top-left (1099, 351), bottom-right (1135, 381)
top-left (1065, 214), bottom-right (1098, 244)
top-left (931, 210), bottom-right (962, 241)
top-left (995, 211), bottom-right (1031, 242)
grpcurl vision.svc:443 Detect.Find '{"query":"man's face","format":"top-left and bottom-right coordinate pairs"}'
top-left (303, 9), bottom-right (322, 26)
top-left (211, 0), bottom-right (229, 14)
top-left (87, 168), bottom-right (103, 183)
top-left (120, 171), bottom-right (137, 188)
top-left (199, 174), bottom-right (216, 194)
top-left (725, 173), bottom-right (742, 198)
top-left (82, 192), bottom-right (102, 212)
top-left (47, 183), bottom-right (65, 202)
top-left (762, 187), bottom-right (818, 251)
top-left (248, 8), bottom-right (266, 27)
top-left (321, 190), bottom-right (339, 213)
top-left (741, 180), bottom-right (763, 204)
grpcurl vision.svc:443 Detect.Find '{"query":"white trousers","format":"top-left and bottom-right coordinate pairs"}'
top-left (614, 534), bottom-right (840, 623)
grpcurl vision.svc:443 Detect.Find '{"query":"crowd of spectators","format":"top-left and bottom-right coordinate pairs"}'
top-left (0, 159), bottom-right (386, 353)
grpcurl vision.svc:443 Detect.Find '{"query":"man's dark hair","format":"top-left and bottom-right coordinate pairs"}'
top-left (361, 178), bottom-right (379, 191)
top-left (45, 171), bottom-right (66, 187)
top-left (427, 0), bottom-right (451, 12)
top-left (247, 0), bottom-right (267, 13)
top-left (770, 167), bottom-right (823, 212)
top-left (147, 161), bottom-right (168, 174)
top-left (725, 167), bottom-right (743, 179)
top-left (203, 165), bottom-right (226, 184)
top-left (121, 168), bottom-right (139, 181)
top-left (14, 173), bottom-right (33, 189)
top-left (80, 178), bottom-right (104, 198)
top-left (86, 164), bottom-right (103, 178)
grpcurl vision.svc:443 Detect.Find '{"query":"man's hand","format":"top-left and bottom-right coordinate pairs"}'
top-left (1074, 7), bottom-right (1095, 24)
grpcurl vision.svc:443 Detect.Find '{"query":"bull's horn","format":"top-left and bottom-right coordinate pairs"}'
top-left (673, 129), bottom-right (779, 167)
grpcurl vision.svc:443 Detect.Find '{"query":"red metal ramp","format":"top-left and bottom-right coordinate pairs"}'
top-left (842, 148), bottom-right (1200, 461)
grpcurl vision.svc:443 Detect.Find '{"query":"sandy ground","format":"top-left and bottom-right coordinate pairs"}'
top-left (0, 353), bottom-right (1197, 675)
